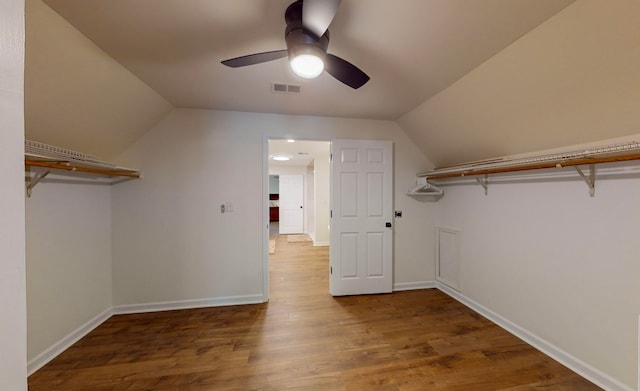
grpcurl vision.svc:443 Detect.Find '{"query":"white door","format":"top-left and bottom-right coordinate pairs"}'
top-left (279, 174), bottom-right (304, 234)
top-left (330, 139), bottom-right (393, 296)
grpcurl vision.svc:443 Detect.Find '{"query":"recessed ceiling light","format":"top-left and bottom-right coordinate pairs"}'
top-left (271, 154), bottom-right (291, 161)
top-left (287, 139), bottom-right (295, 143)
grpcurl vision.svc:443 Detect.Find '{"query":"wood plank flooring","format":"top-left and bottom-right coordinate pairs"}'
top-left (28, 231), bottom-right (600, 390)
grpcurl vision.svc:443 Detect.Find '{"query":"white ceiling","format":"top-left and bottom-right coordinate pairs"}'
top-left (30, 0), bottom-right (640, 168)
top-left (42, 0), bottom-right (575, 120)
top-left (269, 139), bottom-right (329, 168)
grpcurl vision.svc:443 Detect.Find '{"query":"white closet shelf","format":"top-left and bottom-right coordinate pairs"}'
top-left (25, 155), bottom-right (141, 178)
top-left (416, 141), bottom-right (640, 198)
top-left (419, 141), bottom-right (640, 180)
top-left (24, 140), bottom-right (141, 197)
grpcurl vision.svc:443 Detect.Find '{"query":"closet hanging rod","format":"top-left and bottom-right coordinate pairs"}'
top-left (25, 159), bottom-right (141, 178)
top-left (421, 153), bottom-right (640, 180)
top-left (420, 140), bottom-right (639, 179)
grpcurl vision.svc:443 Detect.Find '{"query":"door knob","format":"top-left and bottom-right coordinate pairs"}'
top-left (385, 222), bottom-right (392, 228)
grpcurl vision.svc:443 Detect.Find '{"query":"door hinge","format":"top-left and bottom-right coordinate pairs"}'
top-left (330, 210), bottom-right (332, 218)
top-left (330, 266), bottom-right (332, 274)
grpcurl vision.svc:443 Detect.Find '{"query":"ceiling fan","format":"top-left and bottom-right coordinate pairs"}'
top-left (221, 0), bottom-right (370, 89)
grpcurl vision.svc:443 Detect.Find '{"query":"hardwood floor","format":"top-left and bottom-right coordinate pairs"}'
top-left (28, 231), bottom-right (600, 390)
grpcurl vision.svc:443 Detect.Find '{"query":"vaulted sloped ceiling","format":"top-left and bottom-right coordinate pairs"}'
top-left (25, 0), bottom-right (172, 160)
top-left (399, 0), bottom-right (640, 166)
top-left (40, 0), bottom-right (576, 120)
top-left (26, 0), bottom-right (640, 166)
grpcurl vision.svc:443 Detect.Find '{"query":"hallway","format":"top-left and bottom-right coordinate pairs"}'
top-left (268, 222), bottom-right (330, 302)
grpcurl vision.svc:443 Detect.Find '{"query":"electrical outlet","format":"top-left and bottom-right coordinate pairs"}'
top-left (220, 204), bottom-right (225, 213)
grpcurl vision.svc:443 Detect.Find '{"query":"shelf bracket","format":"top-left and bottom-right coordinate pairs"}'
top-left (574, 164), bottom-right (595, 197)
top-left (476, 174), bottom-right (488, 196)
top-left (26, 168), bottom-right (50, 198)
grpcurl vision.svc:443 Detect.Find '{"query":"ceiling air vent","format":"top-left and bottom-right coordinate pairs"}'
top-left (271, 82), bottom-right (301, 94)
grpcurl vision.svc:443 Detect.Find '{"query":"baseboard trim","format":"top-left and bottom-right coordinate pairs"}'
top-left (28, 294), bottom-right (266, 376)
top-left (28, 286), bottom-right (630, 390)
top-left (27, 307), bottom-right (113, 376)
top-left (112, 294), bottom-right (267, 315)
top-left (436, 282), bottom-right (633, 391)
top-left (393, 280), bottom-right (437, 291)
top-left (313, 241), bottom-right (329, 247)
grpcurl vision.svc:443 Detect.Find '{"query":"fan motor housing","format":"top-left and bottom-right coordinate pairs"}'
top-left (284, 0), bottom-right (329, 59)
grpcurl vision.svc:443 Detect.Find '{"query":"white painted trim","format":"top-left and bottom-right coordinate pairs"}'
top-left (262, 134), bottom-right (271, 303)
top-left (313, 241), bottom-right (329, 247)
top-left (27, 307), bottom-right (113, 376)
top-left (112, 294), bottom-right (266, 315)
top-left (435, 226), bottom-right (461, 291)
top-left (30, 280), bottom-right (630, 391)
top-left (393, 280), bottom-right (437, 291)
top-left (28, 294), bottom-right (267, 376)
top-left (436, 282), bottom-right (634, 391)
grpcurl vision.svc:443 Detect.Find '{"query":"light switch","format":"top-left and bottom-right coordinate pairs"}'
top-left (226, 202), bottom-right (234, 212)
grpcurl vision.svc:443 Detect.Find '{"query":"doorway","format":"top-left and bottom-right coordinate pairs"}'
top-left (278, 174), bottom-right (304, 234)
top-left (266, 139), bottom-right (331, 297)
top-left (268, 139), bottom-right (331, 245)
top-left (264, 138), bottom-right (395, 300)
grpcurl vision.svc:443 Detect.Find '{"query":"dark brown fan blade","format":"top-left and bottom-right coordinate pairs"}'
top-left (302, 0), bottom-right (341, 38)
top-left (325, 54), bottom-right (370, 89)
top-left (221, 50), bottom-right (288, 68)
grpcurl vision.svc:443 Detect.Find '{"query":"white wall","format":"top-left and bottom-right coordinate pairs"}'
top-left (25, 0), bottom-right (172, 160)
top-left (112, 109), bottom-right (435, 306)
top-left (305, 164), bottom-right (315, 238)
top-left (395, 0), bottom-right (640, 387)
top-left (25, 175), bottom-right (113, 364)
top-left (399, 0), bottom-right (640, 167)
top-left (0, 0), bottom-right (27, 389)
top-left (435, 161), bottom-right (640, 389)
top-left (313, 148), bottom-right (330, 246)
top-left (268, 175), bottom-right (279, 194)
top-left (269, 166), bottom-right (307, 176)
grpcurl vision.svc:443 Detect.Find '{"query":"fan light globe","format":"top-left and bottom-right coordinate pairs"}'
top-left (290, 54), bottom-right (324, 79)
